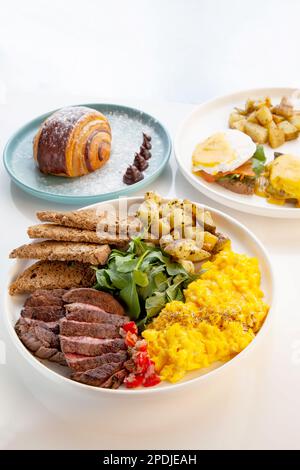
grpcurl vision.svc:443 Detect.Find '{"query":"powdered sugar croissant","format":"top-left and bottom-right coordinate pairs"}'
top-left (33, 106), bottom-right (111, 177)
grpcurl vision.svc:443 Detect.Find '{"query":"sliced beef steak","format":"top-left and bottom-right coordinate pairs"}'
top-left (15, 317), bottom-right (66, 365)
top-left (21, 305), bottom-right (65, 322)
top-left (24, 289), bottom-right (66, 307)
top-left (65, 350), bottom-right (128, 371)
top-left (60, 336), bottom-right (126, 356)
top-left (101, 369), bottom-right (127, 389)
top-left (65, 303), bottom-right (129, 325)
top-left (62, 288), bottom-right (125, 316)
top-left (71, 362), bottom-right (124, 387)
top-left (60, 318), bottom-right (120, 339)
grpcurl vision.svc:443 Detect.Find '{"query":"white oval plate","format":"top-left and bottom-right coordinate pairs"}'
top-left (5, 197), bottom-right (274, 396)
top-left (175, 87), bottom-right (300, 218)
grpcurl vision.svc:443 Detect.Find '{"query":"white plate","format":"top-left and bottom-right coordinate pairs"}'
top-left (5, 197), bottom-right (274, 397)
top-left (175, 87), bottom-right (300, 218)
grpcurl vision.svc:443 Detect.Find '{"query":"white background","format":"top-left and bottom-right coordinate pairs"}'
top-left (1, 0), bottom-right (300, 450)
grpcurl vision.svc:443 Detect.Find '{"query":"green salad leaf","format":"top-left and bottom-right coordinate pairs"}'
top-left (94, 235), bottom-right (196, 326)
top-left (250, 145), bottom-right (266, 176)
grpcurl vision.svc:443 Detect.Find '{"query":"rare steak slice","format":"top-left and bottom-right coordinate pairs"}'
top-left (21, 305), bottom-right (65, 322)
top-left (65, 303), bottom-right (129, 325)
top-left (101, 369), bottom-right (128, 389)
top-left (62, 288), bottom-right (125, 316)
top-left (60, 318), bottom-right (120, 339)
top-left (24, 289), bottom-right (66, 307)
top-left (65, 350), bottom-right (128, 371)
top-left (60, 336), bottom-right (126, 356)
top-left (71, 362), bottom-right (124, 387)
top-left (15, 317), bottom-right (66, 365)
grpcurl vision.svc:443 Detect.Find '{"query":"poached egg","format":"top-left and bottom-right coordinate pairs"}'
top-left (192, 129), bottom-right (257, 175)
top-left (269, 154), bottom-right (300, 200)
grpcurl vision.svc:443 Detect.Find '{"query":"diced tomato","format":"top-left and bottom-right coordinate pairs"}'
top-left (125, 331), bottom-right (137, 347)
top-left (122, 321), bottom-right (138, 335)
top-left (143, 374), bottom-right (161, 387)
top-left (135, 351), bottom-right (152, 373)
top-left (135, 339), bottom-right (147, 352)
top-left (124, 373), bottom-right (144, 388)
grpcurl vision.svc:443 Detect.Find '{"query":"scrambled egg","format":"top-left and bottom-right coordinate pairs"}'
top-left (143, 247), bottom-right (269, 383)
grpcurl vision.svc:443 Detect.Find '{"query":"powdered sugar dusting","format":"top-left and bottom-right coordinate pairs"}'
top-left (10, 108), bottom-right (167, 197)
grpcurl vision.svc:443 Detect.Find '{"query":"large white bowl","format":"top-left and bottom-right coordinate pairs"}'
top-left (175, 87), bottom-right (300, 218)
top-left (4, 197), bottom-right (274, 401)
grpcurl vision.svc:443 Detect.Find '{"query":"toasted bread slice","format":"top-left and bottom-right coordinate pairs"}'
top-left (9, 241), bottom-right (111, 265)
top-left (36, 209), bottom-right (141, 235)
top-left (217, 178), bottom-right (255, 195)
top-left (9, 261), bottom-right (96, 296)
top-left (27, 224), bottom-right (129, 246)
top-left (36, 209), bottom-right (105, 231)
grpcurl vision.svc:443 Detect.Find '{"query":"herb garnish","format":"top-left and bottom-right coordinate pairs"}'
top-left (94, 236), bottom-right (196, 326)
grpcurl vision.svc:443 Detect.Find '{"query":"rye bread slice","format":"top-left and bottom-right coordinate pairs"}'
top-left (27, 224), bottom-right (129, 246)
top-left (9, 261), bottom-right (95, 296)
top-left (9, 241), bottom-right (110, 265)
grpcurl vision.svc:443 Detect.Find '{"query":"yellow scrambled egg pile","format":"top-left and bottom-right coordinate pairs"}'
top-left (143, 247), bottom-right (269, 383)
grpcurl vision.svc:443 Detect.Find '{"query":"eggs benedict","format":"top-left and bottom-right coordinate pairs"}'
top-left (192, 130), bottom-right (266, 195)
top-left (261, 154), bottom-right (300, 205)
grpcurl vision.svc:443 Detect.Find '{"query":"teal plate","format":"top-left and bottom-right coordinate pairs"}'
top-left (3, 103), bottom-right (172, 204)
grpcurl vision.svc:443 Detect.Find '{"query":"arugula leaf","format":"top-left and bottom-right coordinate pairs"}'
top-left (251, 145), bottom-right (266, 176)
top-left (115, 254), bottom-right (138, 273)
top-left (119, 275), bottom-right (141, 319)
top-left (106, 269), bottom-right (130, 289)
top-left (95, 269), bottom-right (114, 291)
top-left (133, 270), bottom-right (149, 287)
top-left (94, 235), bottom-right (196, 323)
top-left (145, 292), bottom-right (167, 319)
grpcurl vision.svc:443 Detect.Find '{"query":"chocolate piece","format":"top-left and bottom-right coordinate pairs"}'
top-left (133, 153), bottom-right (149, 171)
top-left (142, 140), bottom-right (152, 150)
top-left (123, 165), bottom-right (144, 185)
top-left (142, 132), bottom-right (152, 142)
top-left (140, 146), bottom-right (152, 160)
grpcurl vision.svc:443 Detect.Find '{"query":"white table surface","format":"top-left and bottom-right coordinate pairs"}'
top-left (1, 96), bottom-right (300, 450)
top-left (1, 0), bottom-right (300, 450)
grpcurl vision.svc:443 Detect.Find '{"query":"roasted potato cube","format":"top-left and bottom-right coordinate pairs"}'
top-left (229, 112), bottom-right (245, 128)
top-left (203, 211), bottom-right (216, 233)
top-left (183, 227), bottom-right (218, 251)
top-left (247, 111), bottom-right (258, 124)
top-left (159, 217), bottom-right (171, 237)
top-left (272, 97), bottom-right (293, 119)
top-left (256, 106), bottom-right (273, 126)
top-left (244, 121), bottom-right (268, 144)
top-left (194, 210), bottom-right (216, 234)
top-left (278, 120), bottom-right (299, 141)
top-left (144, 191), bottom-right (162, 205)
top-left (184, 226), bottom-right (204, 242)
top-left (163, 239), bottom-right (211, 262)
top-left (178, 259), bottom-right (195, 274)
top-left (231, 118), bottom-right (247, 132)
top-left (234, 107), bottom-right (248, 116)
top-left (269, 125), bottom-right (285, 148)
top-left (203, 231), bottom-right (218, 251)
top-left (245, 99), bottom-right (256, 114)
top-left (289, 114), bottom-right (300, 131)
top-left (272, 114), bottom-right (285, 124)
top-left (213, 232), bottom-right (230, 253)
